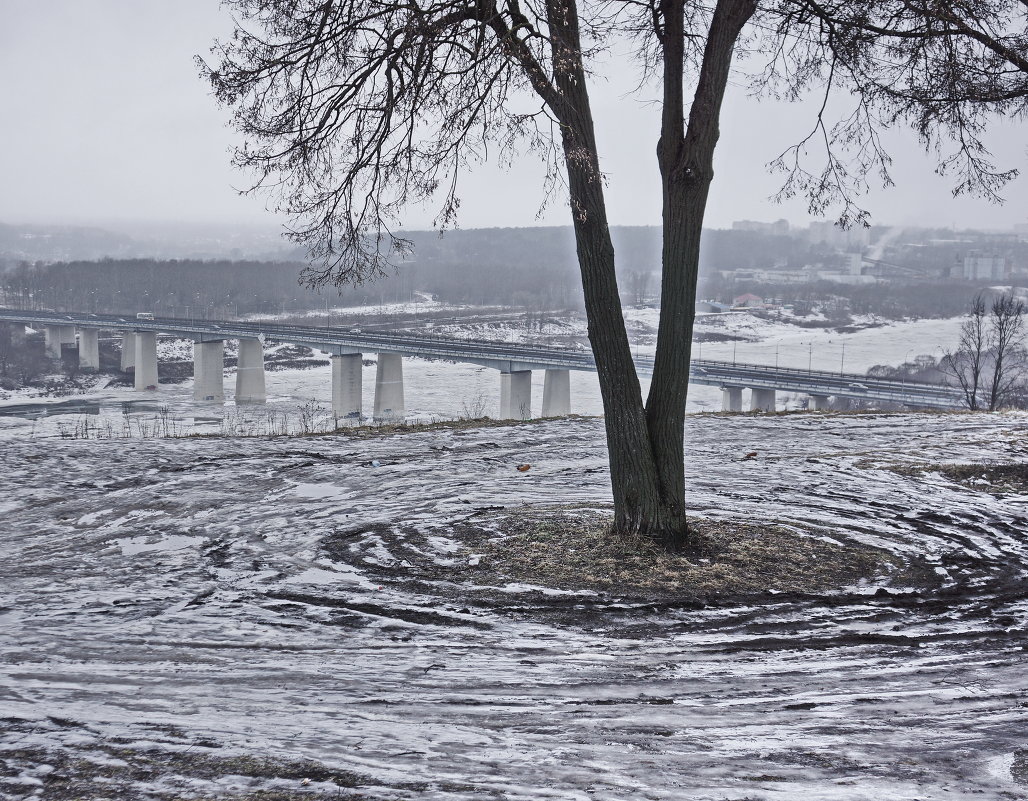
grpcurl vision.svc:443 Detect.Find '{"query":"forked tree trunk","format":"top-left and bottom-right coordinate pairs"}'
top-left (549, 0), bottom-right (754, 548)
top-left (645, 0), bottom-right (756, 544)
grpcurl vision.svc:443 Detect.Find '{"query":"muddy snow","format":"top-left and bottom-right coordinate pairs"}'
top-left (1, 411), bottom-right (1026, 799)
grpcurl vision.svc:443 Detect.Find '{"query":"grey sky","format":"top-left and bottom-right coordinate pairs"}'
top-left (2, 0), bottom-right (1026, 232)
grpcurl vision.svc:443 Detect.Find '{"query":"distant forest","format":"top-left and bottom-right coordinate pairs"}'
top-left (0, 227), bottom-right (663, 316)
top-left (0, 225), bottom-right (1019, 318)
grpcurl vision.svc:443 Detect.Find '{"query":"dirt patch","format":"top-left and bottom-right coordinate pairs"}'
top-left (693, 331), bottom-right (748, 343)
top-left (329, 415), bottom-right (593, 439)
top-left (457, 510), bottom-right (902, 600)
top-left (1013, 749), bottom-right (1028, 787)
top-left (0, 718), bottom-right (376, 801)
top-left (879, 461), bottom-right (1028, 496)
top-left (935, 463), bottom-right (1028, 496)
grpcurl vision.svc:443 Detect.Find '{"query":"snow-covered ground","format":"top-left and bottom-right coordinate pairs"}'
top-left (0, 311), bottom-right (968, 439)
top-left (245, 292), bottom-right (485, 322)
top-left (1, 412), bottom-right (1026, 798)
top-left (689, 311), bottom-right (964, 372)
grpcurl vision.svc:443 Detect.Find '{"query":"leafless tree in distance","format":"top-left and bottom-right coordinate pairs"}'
top-left (201, 1), bottom-right (1028, 548)
top-left (625, 270), bottom-right (652, 307)
top-left (986, 293), bottom-right (1026, 411)
top-left (944, 292), bottom-right (1026, 411)
top-left (942, 294), bottom-right (990, 410)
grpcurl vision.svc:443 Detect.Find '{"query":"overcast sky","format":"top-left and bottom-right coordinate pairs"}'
top-left (2, 0), bottom-right (1026, 233)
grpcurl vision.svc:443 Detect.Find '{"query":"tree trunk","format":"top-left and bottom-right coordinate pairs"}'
top-left (644, 0), bottom-right (756, 545)
top-left (546, 0), bottom-right (685, 540)
top-left (547, 0), bottom-right (754, 548)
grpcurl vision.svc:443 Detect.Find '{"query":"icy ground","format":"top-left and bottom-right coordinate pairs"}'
top-left (1, 412), bottom-right (1027, 799)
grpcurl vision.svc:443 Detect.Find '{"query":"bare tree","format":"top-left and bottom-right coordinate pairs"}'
top-left (986, 293), bottom-right (1026, 411)
top-left (942, 294), bottom-right (989, 410)
top-left (943, 292), bottom-right (1027, 411)
top-left (625, 270), bottom-right (652, 306)
top-left (202, 1), bottom-right (1028, 547)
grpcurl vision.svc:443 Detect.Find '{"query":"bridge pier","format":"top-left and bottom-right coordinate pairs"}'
top-left (45, 325), bottom-right (76, 359)
top-left (236, 338), bottom-right (266, 403)
top-left (501, 370), bottom-right (532, 420)
top-left (78, 328), bottom-right (100, 371)
top-left (721, 386), bottom-right (743, 412)
top-left (750, 388), bottom-right (776, 412)
top-left (541, 368), bottom-right (570, 417)
top-left (374, 353), bottom-right (404, 422)
top-left (120, 331), bottom-right (136, 372)
top-left (331, 353), bottom-right (362, 421)
top-left (193, 340), bottom-right (224, 402)
top-left (809, 393), bottom-right (831, 411)
top-left (133, 330), bottom-right (158, 390)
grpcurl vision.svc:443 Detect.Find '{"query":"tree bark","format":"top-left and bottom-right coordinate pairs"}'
top-left (545, 0), bottom-right (681, 538)
top-left (545, 0), bottom-right (755, 548)
top-left (643, 0), bottom-right (756, 546)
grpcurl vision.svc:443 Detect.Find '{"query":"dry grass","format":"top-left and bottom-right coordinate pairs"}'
top-left (464, 510), bottom-right (899, 598)
top-left (874, 460), bottom-right (1028, 496)
top-left (328, 414), bottom-right (593, 439)
top-left (935, 462), bottom-right (1028, 495)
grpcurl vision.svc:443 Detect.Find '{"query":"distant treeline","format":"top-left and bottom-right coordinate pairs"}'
top-left (0, 258), bottom-right (372, 318)
top-left (0, 226), bottom-right (819, 315)
top-left (1, 225), bottom-right (1008, 318)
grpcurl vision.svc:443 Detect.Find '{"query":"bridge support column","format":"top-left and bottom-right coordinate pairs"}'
top-left (133, 330), bottom-right (158, 390)
top-left (193, 340), bottom-right (224, 402)
top-left (541, 369), bottom-right (570, 417)
top-left (332, 353), bottom-right (363, 422)
top-left (45, 325), bottom-right (76, 359)
top-left (78, 328), bottom-right (100, 371)
top-left (809, 394), bottom-right (831, 411)
top-left (374, 353), bottom-right (404, 422)
top-left (44, 326), bottom-right (59, 358)
top-left (500, 370), bottom-right (532, 420)
top-left (750, 388), bottom-right (776, 412)
top-left (235, 338), bottom-right (266, 404)
top-left (120, 331), bottom-right (136, 372)
top-left (721, 386), bottom-right (743, 412)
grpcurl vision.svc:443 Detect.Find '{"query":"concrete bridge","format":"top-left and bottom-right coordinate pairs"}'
top-left (0, 308), bottom-right (964, 419)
